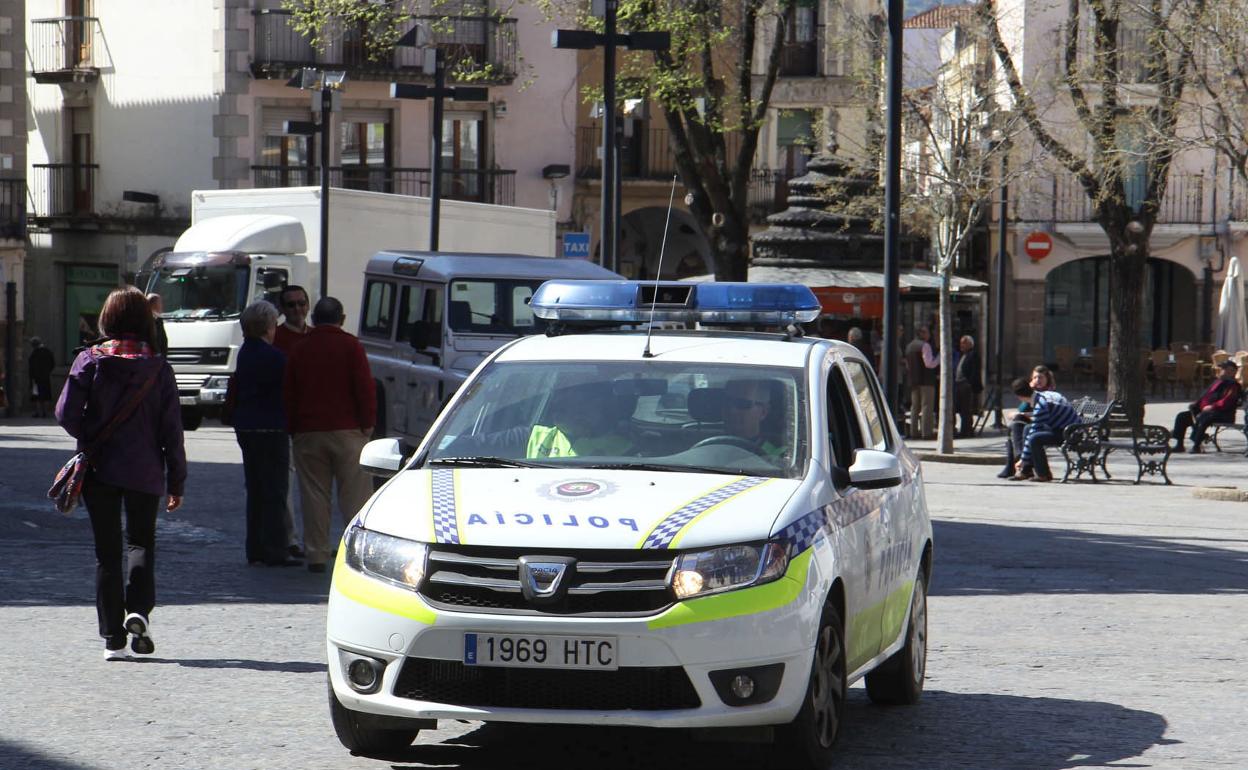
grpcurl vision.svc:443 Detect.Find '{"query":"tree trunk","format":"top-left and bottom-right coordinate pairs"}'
top-left (1106, 239), bottom-right (1148, 425)
top-left (937, 270), bottom-right (956, 454)
top-left (713, 218), bottom-right (751, 282)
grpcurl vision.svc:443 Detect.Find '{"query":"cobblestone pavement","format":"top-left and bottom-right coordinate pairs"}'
top-left (1, 412), bottom-right (1245, 769)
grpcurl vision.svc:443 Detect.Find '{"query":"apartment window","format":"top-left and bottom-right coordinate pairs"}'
top-left (260, 109), bottom-right (315, 187)
top-left (341, 110), bottom-right (393, 193)
top-left (442, 111), bottom-right (486, 202)
top-left (780, 1), bottom-right (818, 76)
top-left (777, 109), bottom-right (815, 177)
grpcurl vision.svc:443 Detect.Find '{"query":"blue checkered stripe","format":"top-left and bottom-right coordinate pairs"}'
top-left (431, 469), bottom-right (460, 544)
top-left (775, 508), bottom-right (829, 559)
top-left (775, 491), bottom-right (887, 558)
top-left (641, 477), bottom-right (769, 549)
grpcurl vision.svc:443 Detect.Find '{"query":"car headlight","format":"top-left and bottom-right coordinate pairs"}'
top-left (344, 526), bottom-right (428, 591)
top-left (204, 376), bottom-right (230, 390)
top-left (669, 542), bottom-right (789, 600)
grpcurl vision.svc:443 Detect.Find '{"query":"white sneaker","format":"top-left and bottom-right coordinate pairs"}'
top-left (104, 645), bottom-right (131, 661)
top-left (124, 613), bottom-right (155, 655)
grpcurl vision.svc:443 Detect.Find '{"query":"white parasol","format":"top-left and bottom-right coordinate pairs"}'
top-left (1217, 256), bottom-right (1248, 354)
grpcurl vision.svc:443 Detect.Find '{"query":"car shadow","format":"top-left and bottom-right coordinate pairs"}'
top-left (371, 690), bottom-right (1171, 770)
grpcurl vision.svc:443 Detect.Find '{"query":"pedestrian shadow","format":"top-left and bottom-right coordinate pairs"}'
top-left (372, 691), bottom-right (1171, 770)
top-left (931, 519), bottom-right (1248, 595)
top-left (0, 739), bottom-right (100, 770)
top-left (126, 657), bottom-right (326, 674)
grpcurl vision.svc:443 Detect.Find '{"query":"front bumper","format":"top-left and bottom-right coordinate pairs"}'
top-left (326, 551), bottom-right (822, 728)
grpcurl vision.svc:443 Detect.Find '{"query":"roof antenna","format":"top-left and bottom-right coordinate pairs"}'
top-left (642, 173), bottom-right (679, 359)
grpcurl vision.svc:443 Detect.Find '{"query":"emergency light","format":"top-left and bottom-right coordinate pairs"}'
top-left (529, 280), bottom-right (821, 326)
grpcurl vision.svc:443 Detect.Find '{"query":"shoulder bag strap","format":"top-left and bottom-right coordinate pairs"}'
top-left (82, 367), bottom-right (162, 460)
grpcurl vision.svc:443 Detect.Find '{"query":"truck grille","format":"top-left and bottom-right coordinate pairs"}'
top-left (419, 545), bottom-right (675, 616)
top-left (393, 658), bottom-right (701, 710)
top-left (175, 374), bottom-right (208, 394)
top-left (167, 348), bottom-right (230, 366)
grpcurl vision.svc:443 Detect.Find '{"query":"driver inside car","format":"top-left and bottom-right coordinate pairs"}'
top-left (527, 383), bottom-right (633, 459)
top-left (722, 379), bottom-right (786, 460)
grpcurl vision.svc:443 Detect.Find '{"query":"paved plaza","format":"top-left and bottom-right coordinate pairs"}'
top-left (0, 402), bottom-right (1244, 769)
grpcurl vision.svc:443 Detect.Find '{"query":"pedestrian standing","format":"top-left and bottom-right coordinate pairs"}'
top-left (233, 301), bottom-right (301, 567)
top-left (284, 296), bottom-right (376, 573)
top-left (954, 335), bottom-right (982, 438)
top-left (272, 285), bottom-right (312, 559)
top-left (147, 293), bottom-right (169, 356)
top-left (28, 337), bottom-right (55, 418)
top-left (55, 286), bottom-right (186, 660)
top-left (904, 326), bottom-right (939, 439)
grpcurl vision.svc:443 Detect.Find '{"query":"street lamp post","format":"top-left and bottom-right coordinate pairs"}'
top-left (553, 8), bottom-right (669, 273)
top-left (994, 151), bottom-right (1008, 428)
top-left (286, 68), bottom-right (346, 300)
top-left (882, 0), bottom-right (904, 414)
top-left (393, 30), bottom-right (488, 252)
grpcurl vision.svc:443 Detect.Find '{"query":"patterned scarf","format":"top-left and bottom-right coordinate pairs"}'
top-left (94, 336), bottom-right (154, 359)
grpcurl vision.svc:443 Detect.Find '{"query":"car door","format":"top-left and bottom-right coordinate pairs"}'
top-left (841, 357), bottom-right (914, 656)
top-left (359, 278), bottom-right (399, 436)
top-left (823, 353), bottom-right (890, 673)
top-left (397, 282), bottom-right (446, 442)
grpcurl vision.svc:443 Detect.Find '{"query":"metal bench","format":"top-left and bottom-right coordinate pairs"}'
top-left (1059, 399), bottom-right (1173, 485)
top-left (1207, 392), bottom-right (1247, 452)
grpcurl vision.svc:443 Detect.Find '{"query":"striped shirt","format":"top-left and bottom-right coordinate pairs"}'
top-left (1021, 390), bottom-right (1082, 463)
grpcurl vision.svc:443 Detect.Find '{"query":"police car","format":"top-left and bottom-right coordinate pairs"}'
top-left (326, 281), bottom-right (933, 768)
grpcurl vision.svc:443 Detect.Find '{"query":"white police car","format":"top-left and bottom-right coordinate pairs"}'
top-left (326, 281), bottom-right (933, 768)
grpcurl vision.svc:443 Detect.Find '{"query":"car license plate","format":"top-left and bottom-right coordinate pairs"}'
top-left (463, 633), bottom-right (618, 670)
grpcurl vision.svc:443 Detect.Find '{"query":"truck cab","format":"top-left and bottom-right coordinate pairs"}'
top-left (357, 251), bottom-right (619, 445)
top-left (146, 215), bottom-right (306, 429)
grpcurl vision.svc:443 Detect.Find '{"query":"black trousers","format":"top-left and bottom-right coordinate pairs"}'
top-left (955, 383), bottom-right (980, 436)
top-left (83, 476), bottom-right (159, 644)
top-left (236, 430), bottom-right (291, 564)
top-left (1172, 409), bottom-right (1232, 446)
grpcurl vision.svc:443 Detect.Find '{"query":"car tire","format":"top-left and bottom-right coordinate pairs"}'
top-left (180, 408), bottom-right (202, 432)
top-left (779, 602), bottom-right (847, 770)
top-left (865, 570), bottom-right (927, 706)
top-left (328, 680), bottom-right (420, 756)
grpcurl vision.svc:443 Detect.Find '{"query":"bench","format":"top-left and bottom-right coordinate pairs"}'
top-left (1207, 392), bottom-right (1247, 452)
top-left (1059, 399), bottom-right (1173, 485)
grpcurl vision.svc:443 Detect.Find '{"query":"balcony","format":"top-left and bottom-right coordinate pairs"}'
top-left (778, 40), bottom-right (818, 77)
top-left (30, 163), bottom-right (98, 220)
top-left (251, 10), bottom-right (518, 84)
top-left (30, 17), bottom-right (103, 84)
top-left (1014, 172), bottom-right (1206, 225)
top-left (0, 179), bottom-right (25, 240)
top-left (576, 126), bottom-right (746, 180)
top-left (251, 165), bottom-right (516, 207)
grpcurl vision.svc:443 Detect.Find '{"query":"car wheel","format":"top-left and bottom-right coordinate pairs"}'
top-left (865, 570), bottom-right (927, 705)
top-left (328, 680), bottom-right (420, 756)
top-left (780, 602), bottom-right (847, 770)
top-left (180, 408), bottom-right (202, 432)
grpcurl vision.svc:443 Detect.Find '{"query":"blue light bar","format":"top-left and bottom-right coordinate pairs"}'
top-left (530, 280), bottom-right (821, 325)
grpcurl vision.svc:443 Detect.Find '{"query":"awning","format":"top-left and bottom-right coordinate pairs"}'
top-left (743, 266), bottom-right (988, 292)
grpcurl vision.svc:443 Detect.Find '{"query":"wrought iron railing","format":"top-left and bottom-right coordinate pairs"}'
top-left (1013, 172), bottom-right (1206, 225)
top-left (30, 164), bottom-right (98, 218)
top-left (30, 17), bottom-right (103, 80)
top-left (251, 9), bottom-right (517, 82)
top-left (250, 165), bottom-right (516, 206)
top-left (0, 179), bottom-right (25, 239)
top-left (577, 126), bottom-right (746, 180)
top-left (747, 169), bottom-right (791, 222)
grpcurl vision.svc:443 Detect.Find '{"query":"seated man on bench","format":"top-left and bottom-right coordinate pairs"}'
top-left (1172, 359), bottom-right (1242, 454)
top-left (1011, 378), bottom-right (1081, 483)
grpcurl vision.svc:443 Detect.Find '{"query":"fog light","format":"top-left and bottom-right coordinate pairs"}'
top-left (346, 657), bottom-right (382, 693)
top-left (730, 674), bottom-right (755, 700)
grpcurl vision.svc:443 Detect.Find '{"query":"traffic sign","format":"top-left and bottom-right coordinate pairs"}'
top-left (562, 232), bottom-right (591, 259)
top-left (1024, 231), bottom-right (1053, 261)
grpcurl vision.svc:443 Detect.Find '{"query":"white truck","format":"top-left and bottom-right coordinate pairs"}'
top-left (145, 187), bottom-right (556, 429)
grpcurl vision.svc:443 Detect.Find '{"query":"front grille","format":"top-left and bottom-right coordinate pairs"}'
top-left (174, 373), bottom-right (208, 393)
top-left (420, 544), bottom-right (675, 616)
top-left (167, 348), bottom-right (230, 366)
top-left (394, 658), bottom-right (701, 710)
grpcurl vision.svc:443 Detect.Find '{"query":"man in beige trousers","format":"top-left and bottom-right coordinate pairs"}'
top-left (283, 297), bottom-right (376, 573)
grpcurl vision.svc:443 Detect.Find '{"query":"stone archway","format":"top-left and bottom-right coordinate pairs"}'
top-left (615, 207), bottom-right (714, 279)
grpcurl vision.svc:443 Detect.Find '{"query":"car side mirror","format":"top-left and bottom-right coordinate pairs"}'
top-left (359, 438), bottom-right (404, 477)
top-left (847, 449), bottom-right (902, 489)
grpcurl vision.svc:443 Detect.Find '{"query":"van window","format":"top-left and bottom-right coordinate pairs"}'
top-left (844, 360), bottom-right (889, 450)
top-left (448, 279), bottom-right (544, 334)
top-left (397, 283), bottom-right (442, 343)
top-left (253, 267), bottom-right (288, 308)
top-left (362, 280), bottom-right (396, 339)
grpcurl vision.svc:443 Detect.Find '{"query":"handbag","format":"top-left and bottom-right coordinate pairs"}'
top-left (48, 368), bottom-right (160, 514)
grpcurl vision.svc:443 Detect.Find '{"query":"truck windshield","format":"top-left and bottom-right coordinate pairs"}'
top-left (448, 280), bottom-right (545, 335)
top-left (150, 263), bottom-right (249, 320)
top-left (425, 361), bottom-right (809, 479)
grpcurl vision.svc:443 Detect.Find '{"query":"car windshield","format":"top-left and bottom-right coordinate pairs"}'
top-left (149, 263), bottom-right (248, 320)
top-left (448, 279), bottom-right (546, 335)
top-left (424, 361), bottom-right (809, 479)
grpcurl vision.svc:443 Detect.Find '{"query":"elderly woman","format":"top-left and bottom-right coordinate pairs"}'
top-left (233, 301), bottom-right (300, 567)
top-left (997, 365), bottom-right (1056, 478)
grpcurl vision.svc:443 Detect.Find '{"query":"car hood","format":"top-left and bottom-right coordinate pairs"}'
top-left (360, 468), bottom-right (801, 551)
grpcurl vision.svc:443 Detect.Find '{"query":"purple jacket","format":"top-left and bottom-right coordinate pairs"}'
top-left (55, 346), bottom-right (187, 497)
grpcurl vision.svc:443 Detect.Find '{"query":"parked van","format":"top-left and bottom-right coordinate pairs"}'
top-left (358, 251), bottom-right (620, 445)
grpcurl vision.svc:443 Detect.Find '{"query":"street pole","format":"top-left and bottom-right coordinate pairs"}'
top-left (319, 83), bottom-right (330, 301)
top-left (994, 152), bottom-right (1008, 428)
top-left (602, 0), bottom-right (618, 272)
top-left (882, 0), bottom-right (903, 415)
top-left (430, 49), bottom-right (445, 252)
top-left (4, 281), bottom-right (14, 418)
top-left (613, 116), bottom-right (623, 273)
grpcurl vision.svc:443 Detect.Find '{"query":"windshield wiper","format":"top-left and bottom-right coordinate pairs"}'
top-left (585, 462), bottom-right (734, 475)
top-left (429, 456), bottom-right (552, 468)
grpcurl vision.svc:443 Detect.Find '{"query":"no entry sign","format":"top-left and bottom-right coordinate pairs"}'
top-left (1024, 231), bottom-right (1053, 261)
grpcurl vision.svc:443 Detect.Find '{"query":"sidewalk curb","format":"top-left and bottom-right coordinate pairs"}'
top-left (915, 451), bottom-right (1001, 466)
top-left (1191, 487), bottom-right (1248, 503)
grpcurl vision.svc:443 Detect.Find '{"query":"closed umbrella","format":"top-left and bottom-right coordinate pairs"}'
top-left (1217, 256), bottom-right (1248, 354)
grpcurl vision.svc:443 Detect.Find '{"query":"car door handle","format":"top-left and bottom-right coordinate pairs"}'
top-left (384, 375), bottom-right (396, 382)
top-left (406, 381), bottom-right (420, 387)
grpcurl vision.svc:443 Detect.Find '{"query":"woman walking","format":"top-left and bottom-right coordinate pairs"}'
top-left (231, 301), bottom-right (299, 567)
top-left (56, 286), bottom-right (186, 660)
